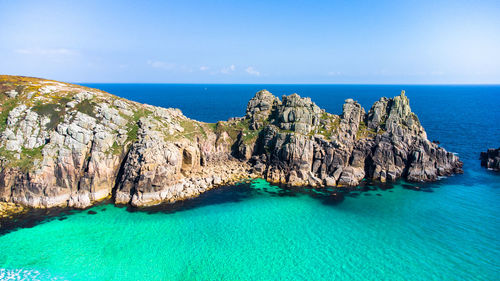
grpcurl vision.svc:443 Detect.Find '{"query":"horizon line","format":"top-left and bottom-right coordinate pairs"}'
top-left (2, 74), bottom-right (499, 86)
top-left (74, 81), bottom-right (500, 86)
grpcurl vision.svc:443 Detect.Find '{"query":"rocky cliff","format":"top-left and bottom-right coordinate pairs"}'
top-left (0, 76), bottom-right (463, 209)
top-left (245, 90), bottom-right (463, 187)
top-left (480, 148), bottom-right (500, 171)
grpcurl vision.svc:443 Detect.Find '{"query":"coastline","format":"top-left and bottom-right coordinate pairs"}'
top-left (0, 176), bottom-right (436, 235)
top-left (0, 76), bottom-right (462, 211)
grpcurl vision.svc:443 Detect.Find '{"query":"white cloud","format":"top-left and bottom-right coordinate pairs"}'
top-left (221, 64), bottom-right (236, 74)
top-left (147, 60), bottom-right (175, 70)
top-left (430, 71), bottom-right (445, 76)
top-left (14, 48), bottom-right (78, 56)
top-left (327, 71), bottom-right (342, 76)
top-left (199, 66), bottom-right (209, 71)
top-left (245, 66), bottom-right (260, 76)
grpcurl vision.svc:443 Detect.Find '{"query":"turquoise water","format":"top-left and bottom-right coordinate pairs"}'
top-left (1, 85), bottom-right (499, 280)
top-left (1, 176), bottom-right (499, 280)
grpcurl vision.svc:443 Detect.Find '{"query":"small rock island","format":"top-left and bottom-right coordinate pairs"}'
top-left (480, 148), bottom-right (500, 171)
top-left (0, 75), bottom-right (463, 210)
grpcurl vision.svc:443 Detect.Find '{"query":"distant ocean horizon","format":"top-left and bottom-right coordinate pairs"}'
top-left (1, 83), bottom-right (499, 280)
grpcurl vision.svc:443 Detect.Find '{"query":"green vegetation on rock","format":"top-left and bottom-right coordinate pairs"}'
top-left (0, 145), bottom-right (45, 172)
top-left (32, 102), bottom-right (66, 130)
top-left (75, 99), bottom-right (98, 119)
top-left (0, 98), bottom-right (18, 133)
top-left (356, 121), bottom-right (377, 139)
top-left (213, 119), bottom-right (252, 140)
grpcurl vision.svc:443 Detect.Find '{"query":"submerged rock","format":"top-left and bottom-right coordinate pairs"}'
top-left (0, 76), bottom-right (463, 209)
top-left (480, 148), bottom-right (500, 171)
top-left (0, 202), bottom-right (26, 220)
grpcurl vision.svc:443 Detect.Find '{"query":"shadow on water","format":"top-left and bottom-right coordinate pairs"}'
top-left (129, 182), bottom-right (352, 215)
top-left (0, 200), bottom-right (111, 236)
top-left (128, 178), bottom-right (432, 215)
top-left (126, 183), bottom-right (257, 215)
top-left (0, 178), bottom-right (451, 235)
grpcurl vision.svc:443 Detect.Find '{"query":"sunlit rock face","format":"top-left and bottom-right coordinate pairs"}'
top-left (0, 76), bottom-right (463, 208)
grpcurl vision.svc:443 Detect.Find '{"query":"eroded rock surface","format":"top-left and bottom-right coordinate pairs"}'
top-left (0, 76), bottom-right (463, 209)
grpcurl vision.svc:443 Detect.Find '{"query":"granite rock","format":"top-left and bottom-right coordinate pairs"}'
top-left (0, 76), bottom-right (463, 210)
top-left (480, 148), bottom-right (500, 171)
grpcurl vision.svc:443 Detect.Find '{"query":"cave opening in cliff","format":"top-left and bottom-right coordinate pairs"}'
top-left (182, 149), bottom-right (193, 167)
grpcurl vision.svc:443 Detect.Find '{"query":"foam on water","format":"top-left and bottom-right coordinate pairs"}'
top-left (0, 268), bottom-right (67, 280)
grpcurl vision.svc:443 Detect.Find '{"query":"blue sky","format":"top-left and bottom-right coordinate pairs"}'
top-left (0, 0), bottom-right (499, 83)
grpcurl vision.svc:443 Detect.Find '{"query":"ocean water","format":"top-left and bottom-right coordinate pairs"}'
top-left (0, 85), bottom-right (499, 280)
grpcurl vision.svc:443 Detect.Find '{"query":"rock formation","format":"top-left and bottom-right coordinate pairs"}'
top-left (245, 89), bottom-right (462, 187)
top-left (480, 148), bottom-right (500, 171)
top-left (0, 76), bottom-right (463, 209)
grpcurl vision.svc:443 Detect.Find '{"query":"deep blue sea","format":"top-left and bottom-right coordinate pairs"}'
top-left (0, 84), bottom-right (499, 280)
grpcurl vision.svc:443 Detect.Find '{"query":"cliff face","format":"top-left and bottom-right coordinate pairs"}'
top-left (0, 76), bottom-right (463, 209)
top-left (0, 76), bottom-right (250, 208)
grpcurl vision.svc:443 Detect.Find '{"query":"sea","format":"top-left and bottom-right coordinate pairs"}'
top-left (0, 84), bottom-right (499, 280)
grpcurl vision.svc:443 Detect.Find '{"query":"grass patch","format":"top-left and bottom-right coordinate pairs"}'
top-left (306, 113), bottom-right (340, 139)
top-left (0, 145), bottom-right (45, 172)
top-left (123, 107), bottom-right (153, 143)
top-left (110, 141), bottom-right (122, 155)
top-left (241, 130), bottom-right (260, 144)
top-left (179, 120), bottom-right (202, 141)
top-left (206, 123), bottom-right (217, 131)
top-left (32, 102), bottom-right (66, 131)
top-left (126, 124), bottom-right (139, 143)
top-left (59, 97), bottom-right (72, 104)
top-left (0, 98), bottom-right (19, 133)
top-left (356, 121), bottom-right (377, 139)
top-left (214, 119), bottom-right (251, 140)
top-left (18, 149), bottom-right (42, 171)
top-left (75, 99), bottom-right (97, 118)
top-left (132, 107), bottom-right (152, 122)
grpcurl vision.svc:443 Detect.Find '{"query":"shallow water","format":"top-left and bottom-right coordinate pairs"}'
top-left (0, 84), bottom-right (499, 280)
top-left (1, 176), bottom-right (498, 280)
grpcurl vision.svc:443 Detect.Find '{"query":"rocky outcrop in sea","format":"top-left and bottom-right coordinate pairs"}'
top-left (0, 76), bottom-right (463, 209)
top-left (480, 148), bottom-right (500, 171)
top-left (243, 89), bottom-right (463, 187)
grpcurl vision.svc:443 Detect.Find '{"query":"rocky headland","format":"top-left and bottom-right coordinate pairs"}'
top-left (0, 75), bottom-right (463, 211)
top-left (480, 148), bottom-right (500, 171)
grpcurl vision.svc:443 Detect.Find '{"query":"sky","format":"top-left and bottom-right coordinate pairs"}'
top-left (0, 0), bottom-right (499, 84)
